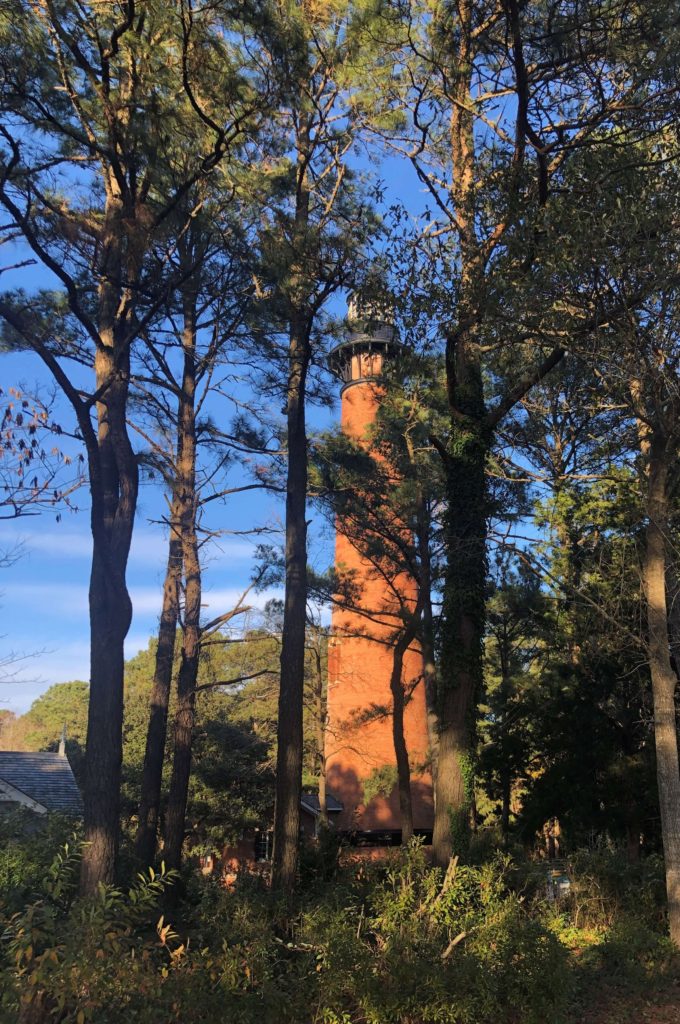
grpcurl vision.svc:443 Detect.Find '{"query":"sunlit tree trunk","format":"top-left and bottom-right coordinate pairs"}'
top-left (163, 285), bottom-right (202, 872)
top-left (642, 438), bottom-right (680, 944)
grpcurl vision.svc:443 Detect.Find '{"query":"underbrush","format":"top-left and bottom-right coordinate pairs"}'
top-left (520, 845), bottom-right (677, 1020)
top-left (4, 826), bottom-right (676, 1024)
top-left (0, 833), bottom-right (570, 1024)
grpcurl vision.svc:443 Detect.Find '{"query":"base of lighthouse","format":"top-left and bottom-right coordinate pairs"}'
top-left (326, 630), bottom-right (434, 841)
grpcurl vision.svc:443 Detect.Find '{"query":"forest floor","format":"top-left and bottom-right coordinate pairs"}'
top-left (568, 947), bottom-right (680, 1023)
top-left (576, 979), bottom-right (680, 1024)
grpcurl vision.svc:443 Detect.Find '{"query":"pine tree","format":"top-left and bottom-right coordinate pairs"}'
top-left (0, 0), bottom-right (263, 891)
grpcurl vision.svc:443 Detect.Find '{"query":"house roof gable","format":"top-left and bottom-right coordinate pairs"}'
top-left (0, 752), bottom-right (83, 816)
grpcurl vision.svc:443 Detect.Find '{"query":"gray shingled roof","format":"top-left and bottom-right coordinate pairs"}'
top-left (0, 751), bottom-right (83, 815)
top-left (300, 791), bottom-right (343, 816)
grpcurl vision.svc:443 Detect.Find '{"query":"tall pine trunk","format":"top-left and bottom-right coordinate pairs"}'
top-left (271, 106), bottom-right (312, 891)
top-left (416, 492), bottom-right (439, 774)
top-left (80, 190), bottom-right (139, 894)
top-left (271, 320), bottom-right (310, 890)
top-left (431, 0), bottom-right (489, 867)
top-left (163, 287), bottom-right (201, 873)
top-left (84, 533), bottom-right (131, 891)
top-left (433, 365), bottom-right (488, 866)
top-left (643, 439), bottom-right (680, 945)
top-left (135, 496), bottom-right (182, 867)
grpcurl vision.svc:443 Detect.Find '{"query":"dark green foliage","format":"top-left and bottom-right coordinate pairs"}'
top-left (123, 634), bottom-right (279, 850)
top-left (565, 848), bottom-right (666, 933)
top-left (477, 461), bottom-right (659, 853)
top-left (0, 811), bottom-right (81, 915)
top-left (516, 661), bottom-right (657, 850)
top-left (0, 836), bottom-right (569, 1024)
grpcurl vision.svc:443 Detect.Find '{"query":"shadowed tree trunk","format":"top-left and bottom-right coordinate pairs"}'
top-left (272, 313), bottom-right (311, 890)
top-left (390, 624), bottom-right (417, 843)
top-left (271, 85), bottom-right (313, 889)
top-left (135, 496), bottom-right (182, 867)
top-left (311, 636), bottom-right (328, 826)
top-left (432, 372), bottom-right (488, 866)
top-left (80, 185), bottom-right (140, 894)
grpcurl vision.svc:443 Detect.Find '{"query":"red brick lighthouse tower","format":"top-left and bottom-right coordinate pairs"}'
top-left (325, 299), bottom-right (434, 843)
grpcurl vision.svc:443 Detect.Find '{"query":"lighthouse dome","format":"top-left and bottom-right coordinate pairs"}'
top-left (328, 295), bottom-right (402, 388)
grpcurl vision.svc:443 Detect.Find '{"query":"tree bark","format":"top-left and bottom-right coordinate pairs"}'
top-left (432, 662), bottom-right (479, 864)
top-left (83, 543), bottom-right (130, 892)
top-left (81, 387), bottom-right (137, 890)
top-left (433, 391), bottom-right (488, 866)
top-left (416, 491), bottom-right (439, 775)
top-left (80, 188), bottom-right (139, 894)
top-left (431, 0), bottom-right (489, 868)
top-left (642, 440), bottom-right (680, 945)
top-left (163, 641), bottom-right (198, 873)
top-left (271, 318), bottom-right (310, 891)
top-left (163, 287), bottom-right (201, 873)
top-left (271, 105), bottom-right (312, 892)
top-left (390, 626), bottom-right (416, 843)
top-left (135, 495), bottom-right (182, 867)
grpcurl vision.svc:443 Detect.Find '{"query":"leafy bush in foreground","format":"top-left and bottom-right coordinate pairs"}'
top-left (0, 811), bottom-right (81, 916)
top-left (0, 837), bottom-right (569, 1024)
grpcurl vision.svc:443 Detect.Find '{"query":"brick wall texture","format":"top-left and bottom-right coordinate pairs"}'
top-left (326, 374), bottom-right (434, 832)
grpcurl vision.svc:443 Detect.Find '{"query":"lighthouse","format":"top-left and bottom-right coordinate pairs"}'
top-left (325, 298), bottom-right (434, 843)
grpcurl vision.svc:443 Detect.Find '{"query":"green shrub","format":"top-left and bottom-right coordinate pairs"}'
top-left (305, 841), bottom-right (569, 1024)
top-left (0, 837), bottom-right (570, 1024)
top-left (0, 811), bottom-right (81, 915)
top-left (1, 842), bottom-right (183, 1024)
top-left (598, 915), bottom-right (676, 980)
top-left (563, 848), bottom-right (665, 932)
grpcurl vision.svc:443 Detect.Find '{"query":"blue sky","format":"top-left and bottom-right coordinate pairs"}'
top-left (0, 147), bottom-right (427, 716)
top-left (0, 506), bottom-right (273, 712)
top-left (0, 338), bottom-right (336, 714)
